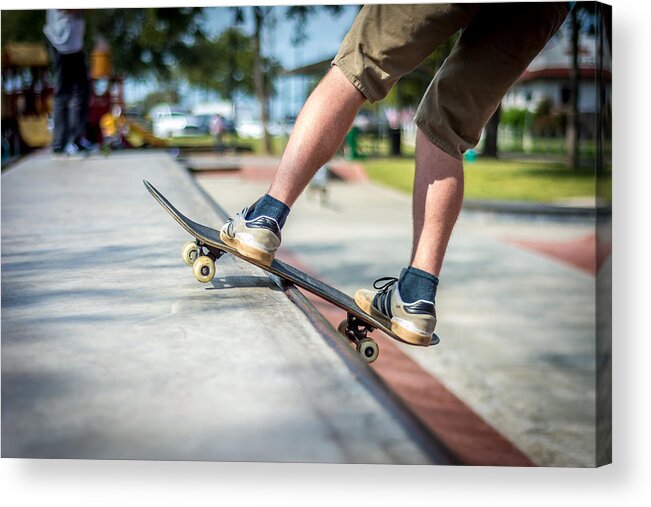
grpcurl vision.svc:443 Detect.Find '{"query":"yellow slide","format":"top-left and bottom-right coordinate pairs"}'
top-left (17, 115), bottom-right (52, 148)
top-left (100, 113), bottom-right (169, 148)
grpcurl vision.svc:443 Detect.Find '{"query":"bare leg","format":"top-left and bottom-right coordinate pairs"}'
top-left (268, 67), bottom-right (365, 206)
top-left (410, 129), bottom-right (464, 277)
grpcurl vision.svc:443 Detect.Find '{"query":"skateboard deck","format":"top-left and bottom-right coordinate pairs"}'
top-left (144, 180), bottom-right (439, 362)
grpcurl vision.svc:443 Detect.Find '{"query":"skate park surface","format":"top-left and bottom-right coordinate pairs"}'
top-left (196, 162), bottom-right (606, 467)
top-left (1, 151), bottom-right (608, 466)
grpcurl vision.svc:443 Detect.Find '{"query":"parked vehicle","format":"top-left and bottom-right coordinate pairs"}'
top-left (236, 120), bottom-right (264, 139)
top-left (152, 111), bottom-right (188, 138)
top-left (177, 115), bottom-right (202, 136)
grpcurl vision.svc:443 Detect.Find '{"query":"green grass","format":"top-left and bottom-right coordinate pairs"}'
top-left (498, 136), bottom-right (612, 159)
top-left (229, 135), bottom-right (290, 155)
top-left (168, 134), bottom-right (290, 154)
top-left (167, 132), bottom-right (611, 203)
top-left (361, 157), bottom-right (611, 203)
top-left (168, 135), bottom-right (215, 148)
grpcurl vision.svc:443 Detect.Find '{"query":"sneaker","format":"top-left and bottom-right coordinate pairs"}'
top-left (354, 275), bottom-right (438, 346)
top-left (63, 142), bottom-right (85, 159)
top-left (77, 137), bottom-right (99, 153)
top-left (220, 206), bottom-right (281, 266)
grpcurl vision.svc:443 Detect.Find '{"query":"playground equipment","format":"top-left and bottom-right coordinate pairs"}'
top-left (1, 42), bottom-right (53, 161)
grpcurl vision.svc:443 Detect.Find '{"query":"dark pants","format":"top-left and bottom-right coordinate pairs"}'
top-left (51, 50), bottom-right (89, 151)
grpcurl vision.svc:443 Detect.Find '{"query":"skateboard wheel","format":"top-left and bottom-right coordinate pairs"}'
top-left (192, 256), bottom-right (216, 283)
top-left (182, 240), bottom-right (200, 266)
top-left (357, 339), bottom-right (379, 363)
top-left (337, 319), bottom-right (349, 337)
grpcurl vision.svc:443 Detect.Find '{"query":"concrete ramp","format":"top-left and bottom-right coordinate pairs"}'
top-left (1, 152), bottom-right (449, 464)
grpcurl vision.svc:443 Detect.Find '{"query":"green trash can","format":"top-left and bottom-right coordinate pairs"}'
top-left (345, 126), bottom-right (359, 160)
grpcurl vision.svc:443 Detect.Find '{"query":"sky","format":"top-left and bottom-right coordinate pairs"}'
top-left (125, 5), bottom-right (360, 121)
top-left (202, 5), bottom-right (359, 69)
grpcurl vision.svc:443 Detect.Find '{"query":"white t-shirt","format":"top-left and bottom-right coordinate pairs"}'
top-left (43, 9), bottom-right (85, 54)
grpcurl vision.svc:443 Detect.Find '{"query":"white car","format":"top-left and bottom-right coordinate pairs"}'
top-left (152, 112), bottom-right (188, 138)
top-left (236, 121), bottom-right (264, 139)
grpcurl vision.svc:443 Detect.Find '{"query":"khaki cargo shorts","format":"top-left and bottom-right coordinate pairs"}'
top-left (332, 3), bottom-right (569, 159)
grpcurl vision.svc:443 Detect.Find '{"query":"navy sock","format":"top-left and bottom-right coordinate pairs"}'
top-left (398, 266), bottom-right (439, 304)
top-left (247, 194), bottom-right (290, 229)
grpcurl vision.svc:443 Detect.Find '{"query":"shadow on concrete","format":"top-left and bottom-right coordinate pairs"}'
top-left (206, 275), bottom-right (280, 291)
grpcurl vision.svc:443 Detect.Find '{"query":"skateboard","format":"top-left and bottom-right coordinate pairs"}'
top-left (144, 180), bottom-right (439, 363)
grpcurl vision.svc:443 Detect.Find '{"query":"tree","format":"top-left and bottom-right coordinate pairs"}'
top-left (285, 5), bottom-right (344, 46)
top-left (1, 10), bottom-right (46, 43)
top-left (181, 29), bottom-right (255, 97)
top-left (1, 8), bottom-right (207, 83)
top-left (228, 7), bottom-right (275, 154)
top-left (252, 7), bottom-right (273, 155)
top-left (482, 104), bottom-right (501, 158)
top-left (84, 8), bottom-right (206, 82)
top-left (180, 27), bottom-right (280, 128)
top-left (231, 5), bottom-right (346, 155)
top-left (566, 7), bottom-right (580, 171)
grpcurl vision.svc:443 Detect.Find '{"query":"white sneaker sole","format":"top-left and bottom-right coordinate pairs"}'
top-left (220, 230), bottom-right (275, 266)
top-left (354, 291), bottom-right (433, 347)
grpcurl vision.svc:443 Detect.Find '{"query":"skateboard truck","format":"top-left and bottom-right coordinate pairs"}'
top-left (181, 240), bottom-right (224, 284)
top-left (337, 314), bottom-right (380, 363)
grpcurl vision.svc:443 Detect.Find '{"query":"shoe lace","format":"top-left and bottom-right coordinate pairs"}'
top-left (373, 276), bottom-right (398, 293)
top-left (227, 206), bottom-right (248, 223)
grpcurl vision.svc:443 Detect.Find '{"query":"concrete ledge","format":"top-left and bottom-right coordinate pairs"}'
top-left (1, 151), bottom-right (443, 464)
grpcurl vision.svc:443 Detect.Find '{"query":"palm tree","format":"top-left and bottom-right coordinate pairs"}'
top-left (566, 7), bottom-right (580, 171)
top-left (252, 7), bottom-right (273, 155)
top-left (235, 5), bottom-right (345, 155)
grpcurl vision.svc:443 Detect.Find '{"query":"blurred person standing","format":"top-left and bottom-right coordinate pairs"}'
top-left (43, 9), bottom-right (92, 157)
top-left (308, 165), bottom-right (330, 206)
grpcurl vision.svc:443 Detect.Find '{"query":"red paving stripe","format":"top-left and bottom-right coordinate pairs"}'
top-left (276, 247), bottom-right (536, 466)
top-left (507, 233), bottom-right (612, 276)
top-left (327, 160), bottom-right (369, 183)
